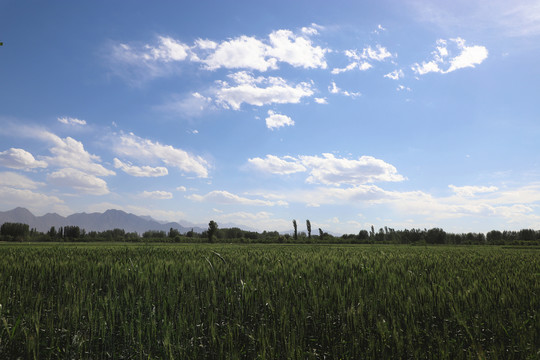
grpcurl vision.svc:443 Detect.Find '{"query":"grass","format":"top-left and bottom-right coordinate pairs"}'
top-left (0, 243), bottom-right (538, 359)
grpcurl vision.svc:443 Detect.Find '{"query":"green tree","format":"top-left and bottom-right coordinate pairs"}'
top-left (208, 220), bottom-right (218, 242)
top-left (0, 222), bottom-right (29, 240)
top-left (168, 227), bottom-right (180, 238)
top-left (306, 219), bottom-right (311, 239)
top-left (47, 226), bottom-right (57, 239)
top-left (292, 219), bottom-right (298, 241)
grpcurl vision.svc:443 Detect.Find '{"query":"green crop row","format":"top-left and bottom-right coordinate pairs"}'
top-left (0, 244), bottom-right (538, 359)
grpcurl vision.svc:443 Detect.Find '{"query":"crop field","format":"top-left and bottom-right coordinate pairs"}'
top-left (0, 243), bottom-right (538, 359)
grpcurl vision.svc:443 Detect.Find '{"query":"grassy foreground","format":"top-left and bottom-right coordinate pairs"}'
top-left (0, 243), bottom-right (538, 359)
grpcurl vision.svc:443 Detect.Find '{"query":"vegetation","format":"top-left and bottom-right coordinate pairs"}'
top-left (2, 221), bottom-right (540, 245)
top-left (0, 243), bottom-right (538, 359)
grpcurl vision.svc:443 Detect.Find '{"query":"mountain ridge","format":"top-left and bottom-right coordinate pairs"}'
top-left (0, 207), bottom-right (207, 234)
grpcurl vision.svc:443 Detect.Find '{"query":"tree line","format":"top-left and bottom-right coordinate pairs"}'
top-left (1, 220), bottom-right (539, 245)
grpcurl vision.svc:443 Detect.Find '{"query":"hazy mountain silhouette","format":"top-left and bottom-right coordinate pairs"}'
top-left (0, 207), bottom-right (205, 234)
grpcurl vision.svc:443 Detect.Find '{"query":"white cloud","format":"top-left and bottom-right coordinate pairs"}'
top-left (0, 171), bottom-right (44, 189)
top-left (267, 29), bottom-right (328, 69)
top-left (176, 186), bottom-right (187, 192)
top-left (113, 132), bottom-right (209, 178)
top-left (446, 41), bottom-right (489, 73)
top-left (216, 72), bottom-right (314, 110)
top-left (109, 37), bottom-right (191, 83)
top-left (362, 45), bottom-right (393, 61)
top-left (411, 60), bottom-right (442, 75)
top-left (328, 82), bottom-right (361, 98)
top-left (188, 190), bottom-right (287, 206)
top-left (248, 155), bottom-right (307, 175)
top-left (331, 61), bottom-right (372, 74)
top-left (0, 148), bottom-right (47, 170)
top-left (194, 38), bottom-right (218, 50)
top-left (113, 158), bottom-right (168, 177)
top-left (199, 35), bottom-right (276, 71)
top-left (332, 48), bottom-right (377, 74)
top-left (147, 36), bottom-right (190, 62)
top-left (412, 38), bottom-right (488, 75)
top-left (45, 135), bottom-right (115, 177)
top-left (301, 24), bottom-right (321, 36)
top-left (329, 81), bottom-right (340, 94)
top-left (196, 27), bottom-right (328, 71)
top-left (115, 36), bottom-right (189, 63)
top-left (140, 190), bottom-right (173, 199)
top-left (0, 186), bottom-right (67, 215)
top-left (299, 154), bottom-right (405, 186)
top-left (314, 97), bottom-right (328, 104)
top-left (384, 69), bottom-right (404, 80)
top-left (57, 117), bottom-right (87, 126)
top-left (449, 185), bottom-right (499, 197)
top-left (248, 153), bottom-right (404, 186)
top-left (48, 168), bottom-right (109, 195)
top-left (265, 110), bottom-right (294, 130)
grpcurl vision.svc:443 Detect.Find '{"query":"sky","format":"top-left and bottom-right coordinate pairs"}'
top-left (1, 0), bottom-right (540, 234)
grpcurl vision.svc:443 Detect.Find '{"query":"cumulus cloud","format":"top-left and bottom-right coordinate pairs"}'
top-left (110, 25), bottom-right (328, 83)
top-left (48, 168), bottom-right (109, 195)
top-left (44, 135), bottom-right (115, 177)
top-left (57, 116), bottom-right (87, 126)
top-left (248, 153), bottom-right (404, 186)
top-left (412, 38), bottom-right (488, 75)
top-left (299, 154), bottom-right (405, 186)
top-left (314, 97), bottom-right (328, 104)
top-left (0, 148), bottom-right (47, 170)
top-left (199, 35), bottom-right (276, 71)
top-left (266, 29), bottom-right (328, 69)
top-left (176, 186), bottom-right (187, 192)
top-left (216, 71), bottom-right (314, 110)
top-left (196, 27), bottom-right (328, 71)
top-left (265, 110), bottom-right (294, 130)
top-left (0, 171), bottom-right (44, 189)
top-left (113, 132), bottom-right (209, 178)
top-left (113, 158), bottom-right (168, 177)
top-left (248, 155), bottom-right (307, 175)
top-left (140, 190), bottom-right (173, 199)
top-left (187, 190), bottom-right (288, 206)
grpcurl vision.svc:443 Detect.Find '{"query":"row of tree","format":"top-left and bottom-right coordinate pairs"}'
top-left (1, 221), bottom-right (540, 245)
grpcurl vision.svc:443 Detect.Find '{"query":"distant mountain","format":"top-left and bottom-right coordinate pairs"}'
top-left (0, 207), bottom-right (205, 234)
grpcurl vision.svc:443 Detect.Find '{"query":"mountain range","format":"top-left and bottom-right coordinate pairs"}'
top-left (0, 207), bottom-right (206, 234)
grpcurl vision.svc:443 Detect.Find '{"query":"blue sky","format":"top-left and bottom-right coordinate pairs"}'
top-left (1, 0), bottom-right (540, 233)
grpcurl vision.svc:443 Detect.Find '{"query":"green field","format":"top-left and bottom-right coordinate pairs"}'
top-left (0, 243), bottom-right (538, 359)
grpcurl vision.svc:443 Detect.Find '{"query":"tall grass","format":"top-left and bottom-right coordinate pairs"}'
top-left (0, 244), bottom-right (538, 359)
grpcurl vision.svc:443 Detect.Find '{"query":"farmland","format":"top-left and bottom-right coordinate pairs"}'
top-left (0, 243), bottom-right (538, 359)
